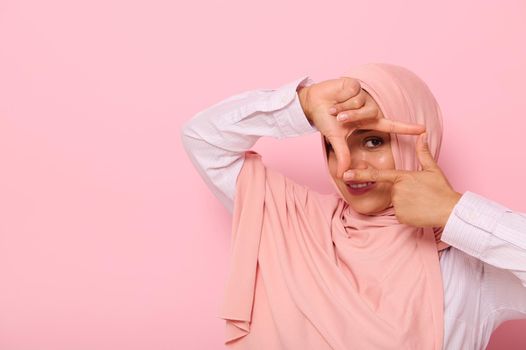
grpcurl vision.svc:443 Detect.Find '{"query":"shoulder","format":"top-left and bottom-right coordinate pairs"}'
top-left (241, 150), bottom-right (341, 209)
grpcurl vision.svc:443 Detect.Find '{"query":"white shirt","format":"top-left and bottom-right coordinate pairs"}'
top-left (180, 75), bottom-right (526, 350)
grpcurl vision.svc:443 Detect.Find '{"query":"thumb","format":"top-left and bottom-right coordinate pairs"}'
top-left (416, 132), bottom-right (437, 170)
top-left (329, 136), bottom-right (351, 179)
top-left (333, 76), bottom-right (361, 103)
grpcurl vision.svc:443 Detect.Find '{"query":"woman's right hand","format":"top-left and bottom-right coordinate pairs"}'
top-left (297, 76), bottom-right (426, 179)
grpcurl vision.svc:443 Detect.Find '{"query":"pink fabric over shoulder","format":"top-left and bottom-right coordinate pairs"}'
top-left (219, 63), bottom-right (450, 349)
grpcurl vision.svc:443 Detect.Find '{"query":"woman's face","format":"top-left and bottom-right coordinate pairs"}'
top-left (326, 91), bottom-right (396, 214)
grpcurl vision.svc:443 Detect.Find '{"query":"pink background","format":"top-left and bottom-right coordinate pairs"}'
top-left (1, 0), bottom-right (525, 349)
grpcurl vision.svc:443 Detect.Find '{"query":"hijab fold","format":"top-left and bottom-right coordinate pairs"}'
top-left (219, 63), bottom-right (450, 349)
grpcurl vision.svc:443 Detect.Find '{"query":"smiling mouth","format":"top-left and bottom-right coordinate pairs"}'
top-left (345, 181), bottom-right (376, 195)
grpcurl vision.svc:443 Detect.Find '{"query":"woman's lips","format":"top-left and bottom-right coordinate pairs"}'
top-left (345, 181), bottom-right (376, 195)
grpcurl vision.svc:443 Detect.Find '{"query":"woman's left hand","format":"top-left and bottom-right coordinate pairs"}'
top-left (299, 76), bottom-right (426, 179)
top-left (343, 132), bottom-right (462, 228)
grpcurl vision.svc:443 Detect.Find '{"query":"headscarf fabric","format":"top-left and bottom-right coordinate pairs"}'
top-left (219, 63), bottom-right (450, 349)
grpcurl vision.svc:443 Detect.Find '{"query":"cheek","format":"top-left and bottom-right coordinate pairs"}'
top-left (378, 181), bottom-right (393, 195)
top-left (365, 150), bottom-right (395, 170)
top-left (327, 148), bottom-right (395, 180)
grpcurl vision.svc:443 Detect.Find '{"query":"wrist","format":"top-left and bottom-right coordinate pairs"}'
top-left (297, 86), bottom-right (314, 126)
top-left (440, 191), bottom-right (462, 227)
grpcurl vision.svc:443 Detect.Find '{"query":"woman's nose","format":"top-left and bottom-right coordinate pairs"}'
top-left (349, 156), bottom-right (369, 170)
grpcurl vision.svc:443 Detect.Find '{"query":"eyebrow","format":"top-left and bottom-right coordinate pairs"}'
top-left (352, 129), bottom-right (373, 135)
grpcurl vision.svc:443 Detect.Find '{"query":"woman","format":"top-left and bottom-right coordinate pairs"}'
top-left (181, 63), bottom-right (526, 349)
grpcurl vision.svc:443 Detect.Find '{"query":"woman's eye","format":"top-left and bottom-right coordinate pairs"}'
top-left (363, 137), bottom-right (384, 148)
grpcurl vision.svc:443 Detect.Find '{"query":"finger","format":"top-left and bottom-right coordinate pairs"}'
top-left (416, 132), bottom-right (437, 170)
top-left (333, 77), bottom-right (361, 104)
top-left (329, 136), bottom-right (352, 179)
top-left (353, 118), bottom-right (426, 135)
top-left (336, 103), bottom-right (379, 122)
top-left (343, 168), bottom-right (407, 183)
top-left (329, 89), bottom-right (367, 115)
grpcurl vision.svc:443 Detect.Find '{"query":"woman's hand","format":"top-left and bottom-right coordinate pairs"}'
top-left (343, 133), bottom-right (462, 228)
top-left (298, 76), bottom-right (426, 178)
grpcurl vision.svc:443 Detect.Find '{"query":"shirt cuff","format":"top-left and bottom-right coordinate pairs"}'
top-left (272, 75), bottom-right (319, 137)
top-left (441, 191), bottom-right (509, 258)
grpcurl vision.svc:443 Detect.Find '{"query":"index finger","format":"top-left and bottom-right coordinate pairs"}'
top-left (343, 168), bottom-right (408, 183)
top-left (358, 118), bottom-right (426, 135)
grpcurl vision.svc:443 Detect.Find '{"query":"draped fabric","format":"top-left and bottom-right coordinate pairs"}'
top-left (219, 63), bottom-right (450, 349)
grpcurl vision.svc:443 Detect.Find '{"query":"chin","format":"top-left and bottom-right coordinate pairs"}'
top-left (339, 182), bottom-right (392, 215)
top-left (344, 195), bottom-right (391, 215)
top-left (352, 204), bottom-right (388, 215)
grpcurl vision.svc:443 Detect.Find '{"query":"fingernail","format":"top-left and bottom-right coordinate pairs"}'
top-left (343, 171), bottom-right (354, 180)
top-left (337, 113), bottom-right (348, 121)
top-left (329, 107), bottom-right (337, 114)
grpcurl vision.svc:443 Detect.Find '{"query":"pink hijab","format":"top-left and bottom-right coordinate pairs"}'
top-left (219, 63), bottom-right (450, 349)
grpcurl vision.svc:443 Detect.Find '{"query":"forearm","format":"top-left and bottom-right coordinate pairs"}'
top-left (441, 191), bottom-right (526, 286)
top-left (180, 75), bottom-right (318, 213)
